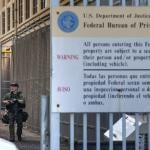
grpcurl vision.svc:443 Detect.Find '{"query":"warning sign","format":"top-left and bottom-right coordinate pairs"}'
top-left (51, 7), bottom-right (150, 112)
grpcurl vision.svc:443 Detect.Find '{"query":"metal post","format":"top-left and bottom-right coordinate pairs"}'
top-left (135, 0), bottom-right (139, 6)
top-left (83, 0), bottom-right (88, 6)
top-left (96, 2), bottom-right (101, 149)
top-left (109, 113), bottom-right (113, 150)
top-left (70, 0), bottom-right (74, 6)
top-left (40, 95), bottom-right (49, 150)
top-left (50, 1), bottom-right (60, 150)
top-left (50, 113), bottom-right (60, 150)
top-left (70, 114), bottom-right (74, 150)
top-left (121, 0), bottom-right (126, 146)
top-left (51, 0), bottom-right (59, 7)
top-left (109, 0), bottom-right (113, 6)
top-left (135, 113), bottom-right (140, 150)
top-left (82, 3), bottom-right (88, 150)
top-left (69, 1), bottom-right (75, 149)
top-left (96, 113), bottom-right (100, 150)
top-left (83, 113), bottom-right (87, 150)
top-left (122, 0), bottom-right (126, 6)
top-left (122, 113), bottom-right (126, 150)
top-left (96, 0), bottom-right (100, 6)
top-left (148, 0), bottom-right (150, 6)
top-left (109, 2), bottom-right (114, 150)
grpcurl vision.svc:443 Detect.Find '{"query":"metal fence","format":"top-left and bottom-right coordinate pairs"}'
top-left (1, 53), bottom-right (11, 109)
top-left (12, 26), bottom-right (50, 131)
top-left (51, 0), bottom-right (150, 150)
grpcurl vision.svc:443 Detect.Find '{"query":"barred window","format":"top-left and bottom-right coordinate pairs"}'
top-left (26, 0), bottom-right (30, 19)
top-left (12, 3), bottom-right (15, 28)
top-left (7, 7), bottom-right (10, 31)
top-left (2, 0), bottom-right (5, 7)
top-left (2, 11), bottom-right (5, 34)
top-left (33, 0), bottom-right (38, 14)
top-left (41, 0), bottom-right (46, 9)
top-left (19, 0), bottom-right (23, 23)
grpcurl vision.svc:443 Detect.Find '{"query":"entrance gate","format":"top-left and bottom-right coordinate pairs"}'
top-left (50, 0), bottom-right (150, 150)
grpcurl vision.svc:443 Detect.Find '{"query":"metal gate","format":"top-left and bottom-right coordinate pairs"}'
top-left (50, 0), bottom-right (150, 150)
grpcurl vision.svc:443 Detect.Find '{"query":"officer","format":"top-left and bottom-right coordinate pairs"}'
top-left (2, 82), bottom-right (25, 142)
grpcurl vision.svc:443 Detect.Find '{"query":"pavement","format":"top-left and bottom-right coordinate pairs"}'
top-left (0, 121), bottom-right (40, 150)
top-left (0, 121), bottom-right (70, 150)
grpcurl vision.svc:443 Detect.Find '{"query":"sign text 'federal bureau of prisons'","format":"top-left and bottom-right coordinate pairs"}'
top-left (52, 7), bottom-right (150, 112)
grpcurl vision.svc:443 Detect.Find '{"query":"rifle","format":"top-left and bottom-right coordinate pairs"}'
top-left (2, 99), bottom-right (17, 104)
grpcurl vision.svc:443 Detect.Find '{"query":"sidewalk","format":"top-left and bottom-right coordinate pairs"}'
top-left (0, 121), bottom-right (72, 150)
top-left (0, 121), bottom-right (40, 150)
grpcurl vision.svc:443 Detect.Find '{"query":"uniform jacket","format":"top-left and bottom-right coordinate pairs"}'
top-left (3, 91), bottom-right (25, 113)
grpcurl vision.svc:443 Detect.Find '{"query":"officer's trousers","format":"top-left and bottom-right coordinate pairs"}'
top-left (8, 111), bottom-right (23, 141)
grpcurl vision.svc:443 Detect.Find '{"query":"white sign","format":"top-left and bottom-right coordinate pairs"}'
top-left (51, 7), bottom-right (150, 112)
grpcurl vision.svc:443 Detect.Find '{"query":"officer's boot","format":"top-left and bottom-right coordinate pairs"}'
top-left (17, 122), bottom-right (23, 142)
top-left (9, 123), bottom-right (15, 142)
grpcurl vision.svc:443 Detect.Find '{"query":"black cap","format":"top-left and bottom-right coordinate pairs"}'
top-left (10, 82), bottom-right (19, 87)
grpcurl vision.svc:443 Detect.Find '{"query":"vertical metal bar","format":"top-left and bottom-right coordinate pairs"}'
top-left (121, 1), bottom-right (126, 148)
top-left (96, 0), bottom-right (100, 6)
top-left (70, 0), bottom-right (74, 6)
top-left (82, 0), bottom-right (87, 147)
top-left (122, 0), bottom-right (126, 6)
top-left (134, 1), bottom-right (140, 150)
top-left (135, 113), bottom-right (140, 150)
top-left (135, 0), bottom-right (139, 6)
top-left (148, 113), bottom-right (150, 150)
top-left (109, 0), bottom-right (113, 6)
top-left (70, 114), bottom-right (74, 150)
top-left (50, 1), bottom-right (60, 150)
top-left (51, 0), bottom-right (60, 7)
top-left (109, 4), bottom-right (113, 134)
top-left (96, 114), bottom-right (100, 150)
top-left (148, 0), bottom-right (150, 6)
top-left (70, 2), bottom-right (75, 150)
top-left (83, 0), bottom-right (88, 6)
top-left (122, 113), bottom-right (126, 150)
top-left (139, 0), bottom-right (147, 5)
top-left (50, 113), bottom-right (60, 150)
top-left (40, 95), bottom-right (49, 150)
top-left (83, 113), bottom-right (87, 150)
top-left (109, 113), bottom-right (113, 150)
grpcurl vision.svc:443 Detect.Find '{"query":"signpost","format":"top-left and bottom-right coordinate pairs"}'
top-left (52, 7), bottom-right (150, 112)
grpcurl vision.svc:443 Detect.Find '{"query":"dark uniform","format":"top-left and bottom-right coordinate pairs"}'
top-left (3, 89), bottom-right (25, 142)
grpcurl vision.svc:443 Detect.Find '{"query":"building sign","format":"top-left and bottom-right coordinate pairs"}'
top-left (51, 7), bottom-right (150, 112)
